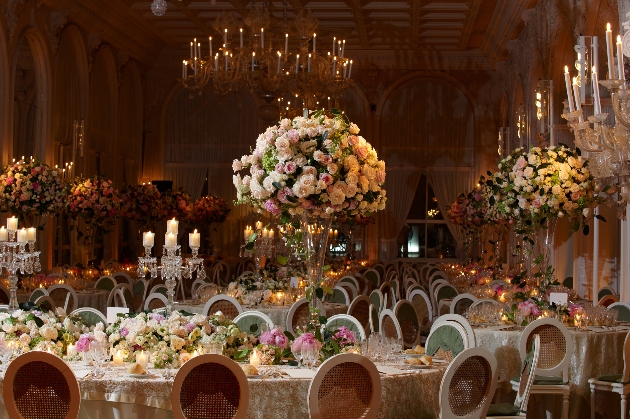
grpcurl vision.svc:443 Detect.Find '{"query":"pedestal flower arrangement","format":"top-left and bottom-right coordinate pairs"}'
top-left (0, 158), bottom-right (66, 226)
top-left (491, 145), bottom-right (603, 288)
top-left (233, 110), bottom-right (387, 332)
top-left (120, 184), bottom-right (163, 232)
top-left (189, 194), bottom-right (231, 254)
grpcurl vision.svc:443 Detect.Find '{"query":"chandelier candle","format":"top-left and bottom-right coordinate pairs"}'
top-left (313, 33), bottom-right (316, 53)
top-left (189, 230), bottom-right (200, 248)
top-left (17, 229), bottom-right (27, 244)
top-left (7, 217), bottom-right (17, 232)
top-left (333, 37), bottom-right (336, 55)
top-left (224, 29), bottom-right (227, 45)
top-left (572, 77), bottom-right (584, 122)
top-left (239, 29), bottom-right (243, 48)
top-left (261, 28), bottom-right (264, 49)
top-left (0, 228), bottom-right (7, 242)
top-left (348, 60), bottom-right (353, 78)
top-left (251, 52), bottom-right (255, 70)
top-left (564, 66), bottom-right (575, 112)
top-left (167, 218), bottom-right (179, 235)
top-left (215, 55), bottom-right (219, 72)
top-left (341, 40), bottom-right (345, 58)
top-left (143, 232), bottom-right (155, 247)
top-left (308, 54), bottom-right (311, 72)
top-left (296, 54), bottom-right (299, 74)
top-left (190, 42), bottom-right (193, 60)
top-left (592, 67), bottom-right (602, 114)
top-left (209, 37), bottom-right (212, 56)
top-left (617, 35), bottom-right (625, 84)
top-left (27, 228), bottom-right (36, 242)
top-left (285, 33), bottom-right (289, 55)
top-left (606, 23), bottom-right (616, 79)
top-left (165, 232), bottom-right (177, 248)
top-left (277, 52), bottom-right (281, 74)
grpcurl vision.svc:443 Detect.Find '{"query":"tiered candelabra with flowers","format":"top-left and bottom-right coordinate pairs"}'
top-left (137, 219), bottom-right (205, 315)
top-left (0, 216), bottom-right (40, 310)
top-left (241, 222), bottom-right (277, 280)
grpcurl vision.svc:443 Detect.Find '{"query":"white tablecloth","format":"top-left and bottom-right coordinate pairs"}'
top-left (0, 362), bottom-right (444, 419)
top-left (475, 327), bottom-right (626, 419)
top-left (173, 301), bottom-right (348, 329)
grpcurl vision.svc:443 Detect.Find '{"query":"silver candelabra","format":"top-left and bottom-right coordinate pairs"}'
top-left (137, 245), bottom-right (205, 315)
top-left (1, 230), bottom-right (40, 310)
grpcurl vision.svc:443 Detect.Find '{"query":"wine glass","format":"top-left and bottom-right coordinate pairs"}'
top-left (293, 347), bottom-right (303, 366)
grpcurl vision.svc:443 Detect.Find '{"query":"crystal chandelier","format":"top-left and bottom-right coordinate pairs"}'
top-left (151, 0), bottom-right (167, 17)
top-left (563, 23), bottom-right (630, 213)
top-left (175, 1), bottom-right (354, 119)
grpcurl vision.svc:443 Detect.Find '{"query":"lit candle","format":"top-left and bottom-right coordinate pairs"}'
top-left (215, 54), bottom-right (218, 72)
top-left (341, 39), bottom-right (345, 57)
top-left (256, 221), bottom-right (262, 230)
top-left (261, 28), bottom-right (264, 49)
top-left (225, 51), bottom-right (228, 71)
top-left (143, 232), bottom-right (155, 247)
top-left (209, 36), bottom-right (212, 56)
top-left (136, 351), bottom-right (149, 368)
top-left (564, 66), bottom-right (575, 112)
top-left (308, 54), bottom-right (311, 72)
top-left (313, 33), bottom-right (316, 53)
top-left (252, 52), bottom-right (255, 71)
top-left (17, 228), bottom-right (27, 243)
top-left (572, 77), bottom-right (584, 122)
top-left (239, 28), bottom-right (243, 48)
top-left (618, 35), bottom-right (625, 84)
top-left (27, 227), bottom-right (36, 242)
top-left (593, 66), bottom-right (602, 114)
top-left (113, 350), bottom-right (124, 365)
top-left (262, 227), bottom-right (268, 239)
top-left (189, 229), bottom-right (201, 248)
top-left (182, 60), bottom-right (186, 79)
top-left (277, 52), bottom-right (282, 74)
top-left (269, 229), bottom-right (274, 239)
top-left (348, 60), bottom-right (353, 78)
top-left (67, 343), bottom-right (76, 357)
top-left (0, 227), bottom-right (7, 242)
top-left (190, 41), bottom-right (193, 60)
top-left (296, 54), bottom-right (299, 74)
top-left (223, 29), bottom-right (227, 45)
top-left (333, 57), bottom-right (337, 76)
top-left (250, 350), bottom-right (260, 368)
top-left (165, 232), bottom-right (177, 248)
top-left (198, 42), bottom-right (201, 59)
top-left (606, 23), bottom-right (616, 79)
top-left (7, 216), bottom-right (17, 231)
top-left (333, 36), bottom-right (336, 55)
top-left (167, 218), bottom-right (179, 235)
top-left (194, 38), bottom-right (197, 59)
top-left (285, 33), bottom-right (289, 55)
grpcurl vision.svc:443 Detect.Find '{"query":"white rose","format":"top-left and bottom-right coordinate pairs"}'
top-left (349, 123), bottom-right (360, 134)
top-left (329, 189), bottom-right (346, 205)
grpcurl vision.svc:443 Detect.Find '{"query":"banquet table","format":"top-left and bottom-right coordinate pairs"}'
top-left (173, 301), bottom-right (348, 329)
top-left (17, 289), bottom-right (109, 314)
top-left (475, 326), bottom-right (628, 419)
top-left (0, 362), bottom-right (445, 419)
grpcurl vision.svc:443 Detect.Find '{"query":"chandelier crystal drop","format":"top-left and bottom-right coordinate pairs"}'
top-left (151, 0), bottom-right (167, 17)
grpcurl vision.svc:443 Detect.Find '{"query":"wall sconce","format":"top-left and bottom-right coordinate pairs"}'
top-left (73, 119), bottom-right (84, 159)
top-left (535, 80), bottom-right (554, 146)
top-left (515, 105), bottom-right (532, 149)
top-left (498, 127), bottom-right (509, 157)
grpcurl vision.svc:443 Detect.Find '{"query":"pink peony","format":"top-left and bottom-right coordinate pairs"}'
top-left (291, 332), bottom-right (322, 352)
top-left (259, 327), bottom-right (288, 350)
top-left (75, 334), bottom-right (93, 353)
top-left (333, 326), bottom-right (356, 346)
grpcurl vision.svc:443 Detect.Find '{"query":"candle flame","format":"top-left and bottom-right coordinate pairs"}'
top-left (607, 23), bottom-right (611, 31)
top-left (564, 65), bottom-right (569, 73)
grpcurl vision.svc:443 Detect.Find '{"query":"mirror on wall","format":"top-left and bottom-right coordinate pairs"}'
top-left (13, 38), bottom-right (38, 160)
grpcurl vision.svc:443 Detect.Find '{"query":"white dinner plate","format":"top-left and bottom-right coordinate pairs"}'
top-left (404, 353), bottom-right (425, 358)
top-left (128, 373), bottom-right (152, 379)
top-left (403, 364), bottom-right (432, 369)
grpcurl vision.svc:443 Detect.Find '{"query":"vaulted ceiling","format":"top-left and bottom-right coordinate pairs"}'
top-left (45, 0), bottom-right (536, 69)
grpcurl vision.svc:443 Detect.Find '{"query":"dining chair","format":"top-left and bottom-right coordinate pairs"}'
top-left (372, 264), bottom-right (385, 283)
top-left (363, 269), bottom-right (381, 290)
top-left (598, 286), bottom-right (617, 301)
top-left (339, 276), bottom-right (361, 294)
top-left (406, 284), bottom-right (427, 300)
top-left (409, 289), bottom-right (433, 337)
top-left (234, 311), bottom-right (274, 337)
top-left (352, 273), bottom-right (369, 295)
top-left (144, 292), bottom-right (168, 311)
top-left (439, 347), bottom-right (497, 419)
top-left (286, 298), bottom-right (311, 336)
top-left (394, 299), bottom-right (421, 349)
top-left (133, 279), bottom-right (149, 311)
top-left (378, 309), bottom-right (402, 340)
top-left (369, 289), bottom-right (384, 314)
top-left (338, 282), bottom-right (359, 301)
top-left (432, 314), bottom-right (476, 348)
top-left (451, 293), bottom-right (479, 316)
top-left (202, 295), bottom-right (243, 319)
top-left (609, 302), bottom-right (630, 322)
top-left (113, 272), bottom-right (133, 286)
top-left (47, 284), bottom-right (79, 313)
top-left (509, 318), bottom-right (573, 419)
top-left (600, 294), bottom-right (620, 308)
top-left (34, 295), bottom-right (57, 312)
top-left (70, 307), bottom-right (107, 327)
top-left (403, 276), bottom-right (417, 294)
top-left (486, 335), bottom-right (541, 418)
top-left (347, 295), bottom-right (373, 335)
top-left (0, 285), bottom-right (9, 305)
top-left (149, 284), bottom-right (168, 296)
top-left (171, 354), bottom-right (249, 419)
top-left (107, 283), bottom-right (134, 310)
top-left (94, 275), bottom-right (117, 292)
top-left (379, 282), bottom-right (395, 310)
top-left (324, 314), bottom-right (367, 341)
top-left (390, 278), bottom-right (401, 301)
top-left (588, 330), bottom-right (630, 419)
top-left (211, 260), bottom-right (230, 286)
top-left (370, 304), bottom-right (379, 334)
top-left (324, 286), bottom-right (350, 305)
top-left (426, 321), bottom-right (469, 362)
top-left (430, 279), bottom-right (450, 314)
top-left (308, 353), bottom-right (381, 419)
top-left (4, 351), bottom-right (81, 419)
top-left (435, 284), bottom-right (459, 316)
top-left (29, 288), bottom-right (48, 303)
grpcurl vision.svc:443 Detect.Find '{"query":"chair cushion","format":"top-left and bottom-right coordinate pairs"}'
top-left (487, 403), bottom-right (521, 416)
top-left (596, 374), bottom-right (630, 384)
top-left (511, 375), bottom-right (566, 385)
top-left (426, 324), bottom-right (465, 358)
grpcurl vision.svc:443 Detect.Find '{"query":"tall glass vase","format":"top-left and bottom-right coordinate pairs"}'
top-left (84, 223), bottom-right (97, 267)
top-left (533, 218), bottom-right (558, 288)
top-left (300, 213), bottom-right (332, 330)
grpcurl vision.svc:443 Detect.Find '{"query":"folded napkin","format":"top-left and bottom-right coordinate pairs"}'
top-left (376, 366), bottom-right (412, 376)
top-left (283, 369), bottom-right (317, 379)
top-left (71, 367), bottom-right (92, 379)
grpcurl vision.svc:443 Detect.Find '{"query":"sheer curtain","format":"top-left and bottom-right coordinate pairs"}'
top-left (379, 166), bottom-right (422, 261)
top-left (164, 164), bottom-right (207, 200)
top-left (428, 168), bottom-right (473, 259)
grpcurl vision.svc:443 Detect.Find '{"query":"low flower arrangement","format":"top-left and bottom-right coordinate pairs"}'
top-left (227, 265), bottom-right (294, 306)
top-left (106, 310), bottom-right (256, 368)
top-left (0, 159), bottom-right (66, 220)
top-left (0, 307), bottom-right (103, 356)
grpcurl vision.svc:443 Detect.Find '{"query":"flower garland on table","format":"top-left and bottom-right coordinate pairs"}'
top-left (119, 184), bottom-right (163, 231)
top-left (106, 310), bottom-right (256, 368)
top-left (0, 307), bottom-right (104, 356)
top-left (0, 159), bottom-right (66, 222)
top-left (227, 265), bottom-right (293, 306)
top-left (233, 111), bottom-right (387, 220)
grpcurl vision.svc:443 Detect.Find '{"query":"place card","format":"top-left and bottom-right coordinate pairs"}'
top-left (283, 369), bottom-right (317, 379)
top-left (376, 366), bottom-right (412, 375)
top-left (290, 277), bottom-right (299, 288)
top-left (549, 292), bottom-right (568, 306)
top-left (107, 307), bottom-right (129, 324)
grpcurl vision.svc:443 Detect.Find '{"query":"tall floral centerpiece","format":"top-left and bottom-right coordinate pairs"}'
top-left (65, 176), bottom-right (121, 265)
top-left (233, 110), bottom-right (387, 328)
top-left (119, 184), bottom-right (163, 232)
top-left (0, 158), bottom-right (66, 227)
top-left (491, 146), bottom-right (602, 287)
